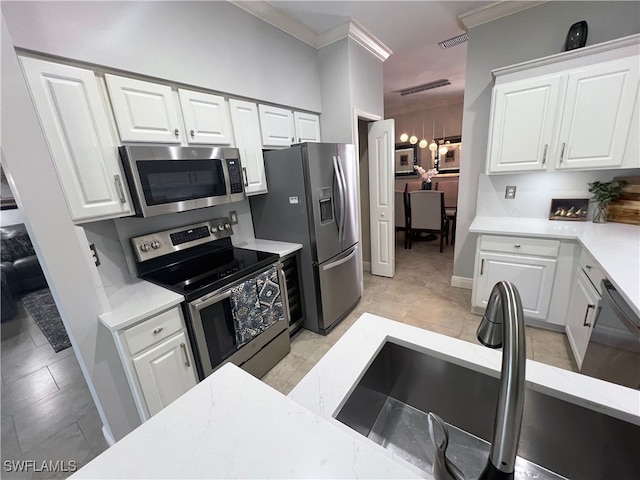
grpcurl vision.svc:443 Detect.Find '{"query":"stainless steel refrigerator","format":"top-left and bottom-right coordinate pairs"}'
top-left (250, 143), bottom-right (362, 334)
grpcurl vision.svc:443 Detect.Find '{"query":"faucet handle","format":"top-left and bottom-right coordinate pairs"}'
top-left (428, 412), bottom-right (465, 480)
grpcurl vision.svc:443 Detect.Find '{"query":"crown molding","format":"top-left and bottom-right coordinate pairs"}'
top-left (458, 1), bottom-right (547, 30)
top-left (229, 1), bottom-right (391, 61)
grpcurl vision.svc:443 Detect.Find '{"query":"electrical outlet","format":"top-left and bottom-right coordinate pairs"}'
top-left (505, 186), bottom-right (517, 199)
top-left (228, 210), bottom-right (238, 225)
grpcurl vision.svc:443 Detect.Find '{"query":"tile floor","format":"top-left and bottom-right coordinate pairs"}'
top-left (0, 235), bottom-right (577, 478)
top-left (262, 235), bottom-right (578, 395)
top-left (1, 300), bottom-right (108, 479)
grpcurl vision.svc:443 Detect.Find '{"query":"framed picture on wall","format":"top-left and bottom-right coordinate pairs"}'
top-left (435, 136), bottom-right (461, 173)
top-left (394, 143), bottom-right (418, 176)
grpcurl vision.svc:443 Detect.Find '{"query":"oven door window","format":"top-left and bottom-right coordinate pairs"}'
top-left (137, 159), bottom-right (226, 206)
top-left (198, 297), bottom-right (237, 369)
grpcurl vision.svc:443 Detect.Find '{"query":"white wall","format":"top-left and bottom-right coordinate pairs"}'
top-left (454, 1), bottom-right (640, 281)
top-left (1, 1), bottom-right (321, 112)
top-left (318, 40), bottom-right (353, 143)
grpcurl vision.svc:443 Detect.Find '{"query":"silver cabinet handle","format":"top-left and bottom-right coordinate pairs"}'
top-left (174, 128), bottom-right (180, 138)
top-left (514, 244), bottom-right (521, 248)
top-left (152, 327), bottom-right (163, 335)
top-left (583, 304), bottom-right (595, 327)
top-left (559, 142), bottom-right (566, 163)
top-left (542, 144), bottom-right (548, 165)
top-left (190, 129), bottom-right (195, 138)
top-left (291, 137), bottom-right (294, 143)
top-left (585, 265), bottom-right (592, 270)
top-left (180, 342), bottom-right (191, 368)
top-left (114, 175), bottom-right (126, 204)
top-left (242, 167), bottom-right (249, 187)
top-left (480, 258), bottom-right (485, 275)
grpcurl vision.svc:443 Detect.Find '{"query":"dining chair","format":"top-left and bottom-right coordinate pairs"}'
top-left (435, 180), bottom-right (459, 245)
top-left (407, 190), bottom-right (449, 252)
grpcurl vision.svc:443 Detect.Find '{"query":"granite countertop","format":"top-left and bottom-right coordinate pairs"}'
top-left (70, 361), bottom-right (422, 479)
top-left (469, 216), bottom-right (640, 317)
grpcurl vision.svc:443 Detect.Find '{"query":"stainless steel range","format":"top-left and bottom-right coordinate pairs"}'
top-left (131, 218), bottom-right (291, 380)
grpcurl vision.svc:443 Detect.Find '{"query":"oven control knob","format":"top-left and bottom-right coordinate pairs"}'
top-left (224, 223), bottom-right (231, 230)
top-left (210, 226), bottom-right (219, 233)
top-left (139, 242), bottom-right (151, 252)
top-left (151, 241), bottom-right (161, 249)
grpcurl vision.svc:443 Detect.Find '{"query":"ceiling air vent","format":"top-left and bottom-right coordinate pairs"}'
top-left (398, 79), bottom-right (451, 96)
top-left (439, 33), bottom-right (469, 49)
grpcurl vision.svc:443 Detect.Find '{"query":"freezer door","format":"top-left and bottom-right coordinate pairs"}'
top-left (316, 243), bottom-right (362, 331)
top-left (304, 143), bottom-right (343, 264)
top-left (336, 144), bottom-right (359, 251)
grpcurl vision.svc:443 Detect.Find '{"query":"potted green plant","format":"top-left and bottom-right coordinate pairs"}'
top-left (587, 179), bottom-right (626, 223)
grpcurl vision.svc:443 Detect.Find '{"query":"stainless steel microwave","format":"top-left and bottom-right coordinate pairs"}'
top-left (118, 145), bottom-right (245, 217)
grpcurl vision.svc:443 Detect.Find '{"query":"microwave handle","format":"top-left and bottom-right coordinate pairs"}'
top-left (191, 290), bottom-right (232, 311)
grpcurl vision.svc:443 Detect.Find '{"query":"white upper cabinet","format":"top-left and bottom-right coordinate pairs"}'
top-left (105, 74), bottom-right (183, 143)
top-left (229, 99), bottom-right (268, 195)
top-left (259, 104), bottom-right (295, 147)
top-left (20, 57), bottom-right (132, 222)
top-left (555, 57), bottom-right (639, 170)
top-left (178, 89), bottom-right (234, 145)
top-left (488, 38), bottom-right (640, 174)
top-left (487, 75), bottom-right (563, 173)
top-left (293, 111), bottom-right (321, 143)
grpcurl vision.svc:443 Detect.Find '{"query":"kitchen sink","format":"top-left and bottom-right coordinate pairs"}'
top-left (336, 341), bottom-right (640, 479)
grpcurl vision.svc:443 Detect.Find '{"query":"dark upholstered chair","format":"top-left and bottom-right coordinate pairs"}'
top-left (0, 224), bottom-right (47, 303)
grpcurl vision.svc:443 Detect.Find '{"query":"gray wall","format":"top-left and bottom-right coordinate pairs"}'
top-left (1, 1), bottom-right (321, 112)
top-left (318, 40), bottom-right (353, 143)
top-left (454, 1), bottom-right (640, 281)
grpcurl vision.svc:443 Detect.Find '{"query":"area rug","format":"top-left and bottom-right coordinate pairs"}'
top-left (20, 288), bottom-right (71, 352)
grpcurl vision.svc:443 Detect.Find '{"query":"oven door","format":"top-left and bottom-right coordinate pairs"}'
top-left (188, 289), bottom-right (238, 379)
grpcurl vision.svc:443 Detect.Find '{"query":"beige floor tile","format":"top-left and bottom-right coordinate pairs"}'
top-left (530, 328), bottom-right (578, 372)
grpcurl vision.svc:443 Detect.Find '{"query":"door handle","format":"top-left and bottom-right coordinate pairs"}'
top-left (332, 155), bottom-right (346, 243)
top-left (559, 142), bottom-right (566, 163)
top-left (180, 343), bottom-right (191, 368)
top-left (277, 265), bottom-right (291, 325)
top-left (114, 175), bottom-right (126, 204)
top-left (174, 128), bottom-right (180, 138)
top-left (242, 167), bottom-right (249, 187)
top-left (542, 144), bottom-right (548, 165)
top-left (480, 258), bottom-right (484, 275)
top-left (322, 245), bottom-right (357, 271)
top-left (583, 304), bottom-right (595, 327)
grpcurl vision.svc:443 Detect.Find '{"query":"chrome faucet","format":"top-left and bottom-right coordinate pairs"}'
top-left (476, 281), bottom-right (526, 480)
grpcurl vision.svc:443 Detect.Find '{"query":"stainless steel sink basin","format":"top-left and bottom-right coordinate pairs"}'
top-left (336, 341), bottom-right (640, 479)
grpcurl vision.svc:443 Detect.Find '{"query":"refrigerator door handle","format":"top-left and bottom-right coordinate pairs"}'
top-left (333, 155), bottom-right (346, 244)
top-left (322, 245), bottom-right (357, 271)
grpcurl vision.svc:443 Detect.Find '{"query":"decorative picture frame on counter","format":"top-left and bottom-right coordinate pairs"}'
top-left (549, 198), bottom-right (589, 221)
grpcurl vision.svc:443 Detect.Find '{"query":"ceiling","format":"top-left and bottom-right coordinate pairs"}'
top-left (267, 1), bottom-right (493, 116)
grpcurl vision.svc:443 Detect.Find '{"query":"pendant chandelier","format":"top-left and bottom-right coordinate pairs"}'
top-left (438, 121), bottom-right (448, 156)
top-left (409, 123), bottom-right (418, 145)
top-left (399, 117), bottom-right (408, 143)
top-left (419, 121), bottom-right (428, 149)
top-left (428, 119), bottom-right (438, 152)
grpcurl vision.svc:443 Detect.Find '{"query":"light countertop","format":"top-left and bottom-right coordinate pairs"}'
top-left (235, 238), bottom-right (303, 257)
top-left (469, 216), bottom-right (640, 317)
top-left (98, 279), bottom-right (184, 332)
top-left (71, 361), bottom-right (421, 479)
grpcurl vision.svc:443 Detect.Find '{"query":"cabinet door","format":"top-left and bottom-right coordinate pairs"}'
top-left (229, 99), bottom-right (268, 195)
top-left (565, 269), bottom-right (599, 369)
top-left (474, 252), bottom-right (557, 320)
top-left (556, 57), bottom-right (639, 170)
top-left (487, 75), bottom-right (563, 173)
top-left (105, 74), bottom-right (182, 143)
top-left (258, 104), bottom-right (295, 147)
top-left (178, 89), bottom-right (233, 145)
top-left (133, 331), bottom-right (197, 417)
top-left (294, 111), bottom-right (321, 143)
top-left (20, 57), bottom-right (132, 222)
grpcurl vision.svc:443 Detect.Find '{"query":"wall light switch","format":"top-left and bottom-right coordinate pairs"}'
top-left (228, 210), bottom-right (238, 225)
top-left (505, 186), bottom-right (517, 199)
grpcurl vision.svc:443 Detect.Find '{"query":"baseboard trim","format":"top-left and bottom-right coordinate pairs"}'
top-left (451, 276), bottom-right (473, 290)
top-left (363, 261), bottom-right (371, 273)
top-left (102, 425), bottom-right (116, 447)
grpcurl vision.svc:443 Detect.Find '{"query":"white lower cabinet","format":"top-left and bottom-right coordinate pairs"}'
top-left (116, 307), bottom-right (197, 421)
top-left (472, 235), bottom-right (559, 321)
top-left (565, 269), bottom-right (599, 370)
top-left (132, 331), bottom-right (197, 417)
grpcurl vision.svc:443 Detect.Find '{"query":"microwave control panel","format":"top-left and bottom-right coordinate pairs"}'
top-left (226, 159), bottom-right (244, 194)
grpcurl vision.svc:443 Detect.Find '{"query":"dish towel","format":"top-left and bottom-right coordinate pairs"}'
top-left (230, 278), bottom-right (263, 346)
top-left (255, 267), bottom-right (284, 331)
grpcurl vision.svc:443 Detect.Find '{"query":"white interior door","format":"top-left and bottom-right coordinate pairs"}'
top-left (368, 119), bottom-right (395, 277)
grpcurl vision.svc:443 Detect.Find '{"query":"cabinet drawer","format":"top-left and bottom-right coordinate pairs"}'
top-left (124, 307), bottom-right (184, 356)
top-left (578, 249), bottom-right (606, 295)
top-left (480, 235), bottom-right (560, 257)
